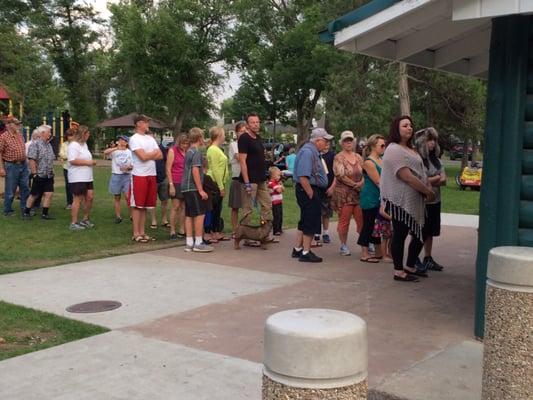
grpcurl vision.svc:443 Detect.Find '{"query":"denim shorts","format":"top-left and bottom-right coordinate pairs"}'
top-left (108, 173), bottom-right (130, 195)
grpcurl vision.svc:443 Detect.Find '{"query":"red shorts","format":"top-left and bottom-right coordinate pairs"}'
top-left (128, 175), bottom-right (157, 208)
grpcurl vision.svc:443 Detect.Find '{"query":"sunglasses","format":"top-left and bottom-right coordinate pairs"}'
top-left (379, 144), bottom-right (386, 148)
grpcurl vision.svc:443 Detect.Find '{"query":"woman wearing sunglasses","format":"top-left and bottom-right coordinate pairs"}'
top-left (357, 134), bottom-right (387, 262)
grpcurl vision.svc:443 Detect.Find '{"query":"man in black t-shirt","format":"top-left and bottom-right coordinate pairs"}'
top-left (238, 113), bottom-right (273, 225)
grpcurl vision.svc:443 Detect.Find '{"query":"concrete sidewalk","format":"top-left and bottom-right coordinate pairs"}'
top-left (0, 218), bottom-right (481, 399)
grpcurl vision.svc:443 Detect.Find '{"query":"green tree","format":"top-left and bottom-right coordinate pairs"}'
top-left (110, 0), bottom-right (232, 133)
top-left (0, 26), bottom-right (66, 122)
top-left (230, 0), bottom-right (370, 144)
top-left (29, 0), bottom-right (107, 126)
top-left (324, 54), bottom-right (398, 137)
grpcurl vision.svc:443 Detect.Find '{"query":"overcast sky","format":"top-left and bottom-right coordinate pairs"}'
top-left (89, 0), bottom-right (241, 108)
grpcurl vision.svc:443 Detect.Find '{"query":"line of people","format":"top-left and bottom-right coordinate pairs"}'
top-left (290, 117), bottom-right (446, 283)
top-left (1, 112), bottom-right (446, 282)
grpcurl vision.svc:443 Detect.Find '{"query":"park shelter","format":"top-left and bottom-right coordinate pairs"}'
top-left (321, 0), bottom-right (533, 338)
top-left (96, 113), bottom-right (168, 130)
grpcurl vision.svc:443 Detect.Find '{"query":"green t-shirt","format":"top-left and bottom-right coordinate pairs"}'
top-left (181, 147), bottom-right (204, 192)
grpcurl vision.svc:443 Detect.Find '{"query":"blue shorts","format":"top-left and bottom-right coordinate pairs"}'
top-left (109, 173), bottom-right (131, 195)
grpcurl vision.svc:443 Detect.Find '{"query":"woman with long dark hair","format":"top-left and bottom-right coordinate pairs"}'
top-left (380, 116), bottom-right (435, 282)
top-left (415, 127), bottom-right (446, 271)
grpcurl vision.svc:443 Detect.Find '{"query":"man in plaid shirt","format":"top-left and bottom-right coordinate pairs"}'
top-left (0, 116), bottom-right (29, 216)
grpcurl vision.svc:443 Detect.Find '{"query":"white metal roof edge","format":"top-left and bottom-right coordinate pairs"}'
top-left (333, 0), bottom-right (442, 48)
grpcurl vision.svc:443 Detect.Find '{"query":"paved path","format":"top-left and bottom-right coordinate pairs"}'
top-left (0, 216), bottom-right (481, 399)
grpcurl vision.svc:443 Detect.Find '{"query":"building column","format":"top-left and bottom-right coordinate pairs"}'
top-left (475, 15), bottom-right (531, 338)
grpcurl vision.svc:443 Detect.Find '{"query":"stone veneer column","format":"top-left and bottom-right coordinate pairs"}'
top-left (262, 309), bottom-right (367, 400)
top-left (482, 247), bottom-right (533, 400)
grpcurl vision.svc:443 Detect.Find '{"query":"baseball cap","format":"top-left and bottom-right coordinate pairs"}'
top-left (134, 114), bottom-right (151, 124)
top-left (310, 128), bottom-right (333, 141)
top-left (339, 130), bottom-right (355, 143)
top-left (117, 135), bottom-right (129, 142)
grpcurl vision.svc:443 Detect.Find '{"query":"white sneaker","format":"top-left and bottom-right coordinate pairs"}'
top-left (193, 243), bottom-right (214, 253)
top-left (340, 244), bottom-right (351, 256)
top-left (69, 223), bottom-right (86, 231)
top-left (79, 219), bottom-right (95, 228)
top-left (184, 245), bottom-right (193, 252)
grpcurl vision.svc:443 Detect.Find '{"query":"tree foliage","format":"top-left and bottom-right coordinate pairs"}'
top-left (229, 0), bottom-right (368, 144)
top-left (110, 0), bottom-right (232, 133)
top-left (29, 0), bottom-right (108, 126)
top-left (0, 25), bottom-right (65, 122)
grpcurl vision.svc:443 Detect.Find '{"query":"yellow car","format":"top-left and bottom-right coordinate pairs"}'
top-left (456, 163), bottom-right (482, 191)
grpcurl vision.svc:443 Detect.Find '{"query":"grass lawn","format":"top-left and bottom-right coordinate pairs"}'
top-left (0, 301), bottom-right (108, 361)
top-left (0, 165), bottom-right (302, 274)
top-left (0, 163), bottom-right (478, 274)
top-left (441, 164), bottom-right (480, 215)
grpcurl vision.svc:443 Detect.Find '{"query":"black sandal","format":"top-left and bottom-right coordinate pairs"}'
top-left (404, 268), bottom-right (428, 278)
top-left (394, 274), bottom-right (419, 282)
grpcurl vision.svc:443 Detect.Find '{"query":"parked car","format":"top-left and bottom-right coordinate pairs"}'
top-left (449, 142), bottom-right (473, 160)
top-left (456, 162), bottom-right (482, 191)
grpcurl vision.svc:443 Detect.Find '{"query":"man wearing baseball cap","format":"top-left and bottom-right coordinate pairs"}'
top-left (291, 128), bottom-right (333, 263)
top-left (128, 114), bottom-right (163, 242)
top-left (0, 116), bottom-right (30, 216)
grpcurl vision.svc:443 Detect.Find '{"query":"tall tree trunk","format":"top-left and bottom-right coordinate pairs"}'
top-left (296, 110), bottom-right (311, 148)
top-left (461, 140), bottom-right (469, 171)
top-left (471, 140), bottom-right (478, 163)
top-left (173, 112), bottom-right (186, 136)
top-left (399, 62), bottom-right (411, 116)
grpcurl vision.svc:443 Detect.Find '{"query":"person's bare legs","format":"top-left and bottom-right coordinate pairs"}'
top-left (302, 234), bottom-right (313, 252)
top-left (41, 192), bottom-right (52, 208)
top-left (138, 209), bottom-right (147, 236)
top-left (131, 207), bottom-right (142, 237)
top-left (160, 199), bottom-right (169, 225)
top-left (150, 208), bottom-right (157, 227)
top-left (71, 195), bottom-right (82, 224)
top-left (322, 215), bottom-right (329, 232)
top-left (231, 208), bottom-right (239, 235)
top-left (178, 205), bottom-right (185, 235)
top-left (194, 214), bottom-right (205, 238)
top-left (82, 190), bottom-right (94, 221)
top-left (169, 199), bottom-right (180, 235)
top-left (185, 216), bottom-right (193, 239)
top-left (114, 195), bottom-right (122, 218)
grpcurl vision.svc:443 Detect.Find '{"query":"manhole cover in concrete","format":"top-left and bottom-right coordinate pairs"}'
top-left (66, 300), bottom-right (122, 313)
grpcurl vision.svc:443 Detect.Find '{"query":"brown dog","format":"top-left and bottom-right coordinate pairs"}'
top-left (234, 219), bottom-right (273, 250)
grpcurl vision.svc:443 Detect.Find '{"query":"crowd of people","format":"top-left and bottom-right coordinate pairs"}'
top-left (0, 112), bottom-right (446, 281)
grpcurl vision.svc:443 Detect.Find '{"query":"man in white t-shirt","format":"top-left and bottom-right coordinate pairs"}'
top-left (128, 114), bottom-right (163, 242)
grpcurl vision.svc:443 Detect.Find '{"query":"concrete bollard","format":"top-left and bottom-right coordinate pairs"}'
top-left (482, 247), bottom-right (533, 400)
top-left (262, 309), bottom-right (368, 400)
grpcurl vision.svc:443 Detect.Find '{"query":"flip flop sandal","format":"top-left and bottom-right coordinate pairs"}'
top-left (150, 224), bottom-right (158, 229)
top-left (142, 234), bottom-right (157, 241)
top-left (161, 222), bottom-right (170, 228)
top-left (133, 235), bottom-right (149, 243)
top-left (360, 257), bottom-right (380, 263)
